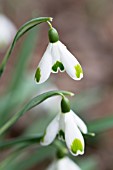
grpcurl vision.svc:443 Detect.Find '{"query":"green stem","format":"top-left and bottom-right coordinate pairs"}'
top-left (0, 17), bottom-right (52, 77)
top-left (0, 90), bottom-right (74, 135)
top-left (47, 21), bottom-right (53, 29)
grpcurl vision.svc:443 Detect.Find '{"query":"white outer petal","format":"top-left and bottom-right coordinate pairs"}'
top-left (57, 157), bottom-right (81, 170)
top-left (40, 114), bottom-right (60, 146)
top-left (51, 42), bottom-right (61, 73)
top-left (59, 113), bottom-right (65, 131)
top-left (70, 110), bottom-right (88, 134)
top-left (64, 113), bottom-right (85, 156)
top-left (58, 41), bottom-right (83, 80)
top-left (35, 43), bottom-right (52, 84)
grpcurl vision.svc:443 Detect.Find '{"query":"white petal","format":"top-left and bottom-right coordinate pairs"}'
top-left (64, 113), bottom-right (85, 156)
top-left (51, 42), bottom-right (60, 72)
top-left (46, 161), bottom-right (56, 170)
top-left (58, 113), bottom-right (65, 140)
top-left (57, 157), bottom-right (81, 170)
top-left (51, 41), bottom-right (65, 73)
top-left (40, 114), bottom-right (60, 146)
top-left (35, 43), bottom-right (52, 84)
top-left (58, 41), bottom-right (83, 80)
top-left (59, 113), bottom-right (65, 131)
top-left (70, 110), bottom-right (88, 134)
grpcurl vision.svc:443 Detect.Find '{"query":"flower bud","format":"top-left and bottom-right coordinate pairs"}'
top-left (48, 27), bottom-right (59, 43)
top-left (61, 97), bottom-right (70, 113)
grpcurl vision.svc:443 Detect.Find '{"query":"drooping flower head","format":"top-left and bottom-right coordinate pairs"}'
top-left (35, 24), bottom-right (83, 84)
top-left (46, 157), bottom-right (81, 170)
top-left (41, 97), bottom-right (88, 156)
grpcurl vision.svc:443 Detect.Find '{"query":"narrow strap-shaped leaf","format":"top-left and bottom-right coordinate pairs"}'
top-left (0, 28), bottom-right (38, 127)
top-left (0, 90), bottom-right (74, 135)
top-left (0, 134), bottom-right (43, 149)
top-left (0, 17), bottom-right (52, 77)
top-left (88, 114), bottom-right (113, 133)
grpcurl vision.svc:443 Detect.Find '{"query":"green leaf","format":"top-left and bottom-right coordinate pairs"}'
top-left (0, 17), bottom-right (52, 77)
top-left (88, 114), bottom-right (113, 133)
top-left (71, 87), bottom-right (103, 112)
top-left (0, 90), bottom-right (73, 135)
top-left (79, 156), bottom-right (98, 170)
top-left (0, 144), bottom-right (38, 170)
top-left (10, 27), bottom-right (38, 91)
top-left (0, 134), bottom-right (43, 149)
top-left (7, 146), bottom-right (55, 170)
top-left (24, 112), bottom-right (55, 135)
top-left (0, 27), bottom-right (38, 126)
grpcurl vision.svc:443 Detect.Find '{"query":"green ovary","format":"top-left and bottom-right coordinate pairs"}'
top-left (35, 67), bottom-right (41, 82)
top-left (52, 61), bottom-right (64, 72)
top-left (74, 64), bottom-right (83, 78)
top-left (71, 139), bottom-right (83, 154)
top-left (59, 130), bottom-right (65, 140)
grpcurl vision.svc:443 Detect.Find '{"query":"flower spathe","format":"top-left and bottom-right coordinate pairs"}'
top-left (41, 110), bottom-right (87, 156)
top-left (35, 41), bottom-right (83, 84)
top-left (46, 157), bottom-right (81, 170)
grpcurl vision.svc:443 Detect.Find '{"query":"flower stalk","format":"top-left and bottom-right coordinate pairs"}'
top-left (0, 90), bottom-right (73, 135)
top-left (0, 17), bottom-right (53, 77)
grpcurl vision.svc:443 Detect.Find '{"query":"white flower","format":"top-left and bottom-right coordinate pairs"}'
top-left (41, 110), bottom-right (87, 156)
top-left (35, 41), bottom-right (83, 84)
top-left (46, 157), bottom-right (81, 170)
top-left (0, 14), bottom-right (17, 51)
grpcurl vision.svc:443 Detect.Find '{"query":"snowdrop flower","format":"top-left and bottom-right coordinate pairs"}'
top-left (0, 14), bottom-right (17, 51)
top-left (41, 97), bottom-right (87, 156)
top-left (46, 157), bottom-right (81, 170)
top-left (35, 26), bottom-right (83, 84)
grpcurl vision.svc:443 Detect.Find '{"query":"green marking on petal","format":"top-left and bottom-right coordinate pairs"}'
top-left (59, 130), bottom-right (65, 140)
top-left (71, 139), bottom-right (83, 154)
top-left (74, 64), bottom-right (83, 78)
top-left (52, 61), bottom-right (64, 72)
top-left (35, 67), bottom-right (41, 82)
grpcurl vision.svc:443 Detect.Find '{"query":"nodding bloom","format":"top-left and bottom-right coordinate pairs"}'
top-left (41, 97), bottom-right (88, 156)
top-left (35, 27), bottom-right (83, 84)
top-left (0, 14), bottom-right (17, 51)
top-left (46, 157), bottom-right (81, 170)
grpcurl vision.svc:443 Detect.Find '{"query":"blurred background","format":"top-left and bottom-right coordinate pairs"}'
top-left (0, 0), bottom-right (113, 169)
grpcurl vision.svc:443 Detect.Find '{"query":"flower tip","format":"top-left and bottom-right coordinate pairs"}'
top-left (71, 149), bottom-right (84, 156)
top-left (88, 132), bottom-right (95, 137)
top-left (75, 64), bottom-right (83, 80)
top-left (40, 135), bottom-right (48, 146)
top-left (40, 141), bottom-right (46, 146)
top-left (70, 139), bottom-right (84, 156)
top-left (70, 92), bottom-right (75, 96)
top-left (49, 17), bottom-right (53, 22)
